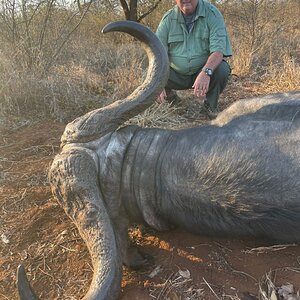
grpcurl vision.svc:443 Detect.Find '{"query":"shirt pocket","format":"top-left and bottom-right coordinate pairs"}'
top-left (196, 29), bottom-right (210, 54)
top-left (167, 34), bottom-right (184, 54)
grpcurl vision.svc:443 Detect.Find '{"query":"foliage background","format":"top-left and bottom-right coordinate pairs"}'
top-left (0, 0), bottom-right (299, 127)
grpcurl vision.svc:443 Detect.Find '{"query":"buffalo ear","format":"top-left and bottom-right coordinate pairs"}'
top-left (16, 265), bottom-right (39, 300)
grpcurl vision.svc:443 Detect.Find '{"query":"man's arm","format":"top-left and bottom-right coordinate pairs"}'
top-left (156, 13), bottom-right (170, 51)
top-left (192, 51), bottom-right (223, 97)
top-left (156, 13), bottom-right (170, 103)
top-left (193, 4), bottom-right (232, 98)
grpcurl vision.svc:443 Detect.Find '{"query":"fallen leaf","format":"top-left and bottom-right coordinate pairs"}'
top-left (178, 269), bottom-right (190, 279)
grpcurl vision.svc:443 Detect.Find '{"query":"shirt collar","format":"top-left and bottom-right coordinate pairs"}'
top-left (196, 0), bottom-right (206, 18)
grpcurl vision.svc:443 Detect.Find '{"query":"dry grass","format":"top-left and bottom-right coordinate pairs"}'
top-left (125, 102), bottom-right (186, 129)
top-left (260, 52), bottom-right (300, 93)
top-left (0, 0), bottom-right (299, 127)
top-left (0, 39), bottom-right (145, 124)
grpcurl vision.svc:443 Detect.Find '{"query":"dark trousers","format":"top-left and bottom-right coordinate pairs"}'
top-left (165, 60), bottom-right (231, 111)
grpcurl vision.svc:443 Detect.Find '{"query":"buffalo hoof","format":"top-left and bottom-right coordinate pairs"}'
top-left (124, 246), bottom-right (154, 270)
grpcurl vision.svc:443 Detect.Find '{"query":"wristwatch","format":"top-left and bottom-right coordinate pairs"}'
top-left (202, 67), bottom-right (213, 77)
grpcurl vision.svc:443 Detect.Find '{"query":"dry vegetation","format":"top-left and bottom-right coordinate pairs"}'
top-left (0, 0), bottom-right (300, 299)
top-left (0, 0), bottom-right (299, 125)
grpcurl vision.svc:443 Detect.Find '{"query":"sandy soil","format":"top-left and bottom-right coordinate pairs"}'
top-left (1, 92), bottom-right (300, 299)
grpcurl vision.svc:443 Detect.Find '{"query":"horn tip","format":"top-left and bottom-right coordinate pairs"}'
top-left (101, 21), bottom-right (120, 34)
top-left (16, 264), bottom-right (39, 300)
top-left (17, 264), bottom-right (26, 280)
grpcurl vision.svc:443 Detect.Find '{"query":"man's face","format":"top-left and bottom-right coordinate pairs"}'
top-left (175, 0), bottom-right (198, 16)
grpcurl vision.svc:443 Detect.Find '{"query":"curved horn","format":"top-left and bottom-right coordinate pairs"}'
top-left (16, 21), bottom-right (168, 299)
top-left (17, 150), bottom-right (122, 299)
top-left (61, 20), bottom-right (169, 145)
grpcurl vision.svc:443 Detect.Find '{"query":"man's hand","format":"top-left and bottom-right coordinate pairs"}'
top-left (192, 51), bottom-right (223, 97)
top-left (156, 89), bottom-right (167, 104)
top-left (192, 71), bottom-right (210, 97)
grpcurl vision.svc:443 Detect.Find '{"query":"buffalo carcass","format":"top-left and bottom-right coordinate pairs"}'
top-left (17, 21), bottom-right (300, 300)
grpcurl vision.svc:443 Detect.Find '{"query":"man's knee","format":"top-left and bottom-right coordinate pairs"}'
top-left (213, 60), bottom-right (231, 82)
top-left (166, 68), bottom-right (193, 90)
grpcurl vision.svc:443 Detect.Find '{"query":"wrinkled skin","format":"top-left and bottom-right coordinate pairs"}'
top-left (17, 21), bottom-right (300, 300)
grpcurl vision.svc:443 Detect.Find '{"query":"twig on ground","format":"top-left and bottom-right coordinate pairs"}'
top-left (244, 244), bottom-right (298, 254)
top-left (231, 270), bottom-right (257, 282)
top-left (202, 277), bottom-right (222, 300)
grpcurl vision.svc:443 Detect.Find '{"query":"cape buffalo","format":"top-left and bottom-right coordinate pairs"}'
top-left (17, 21), bottom-right (300, 300)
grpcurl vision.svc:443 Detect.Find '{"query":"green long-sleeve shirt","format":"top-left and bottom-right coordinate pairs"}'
top-left (156, 0), bottom-right (232, 75)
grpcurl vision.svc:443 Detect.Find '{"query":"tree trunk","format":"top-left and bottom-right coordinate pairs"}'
top-left (119, 0), bottom-right (163, 22)
top-left (119, 0), bottom-right (130, 20)
top-left (129, 0), bottom-right (138, 21)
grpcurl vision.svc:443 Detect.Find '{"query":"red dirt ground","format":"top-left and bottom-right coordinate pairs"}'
top-left (0, 101), bottom-right (299, 299)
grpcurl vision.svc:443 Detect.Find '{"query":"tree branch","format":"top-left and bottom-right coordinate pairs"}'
top-left (119, 0), bottom-right (130, 20)
top-left (137, 0), bottom-right (163, 22)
